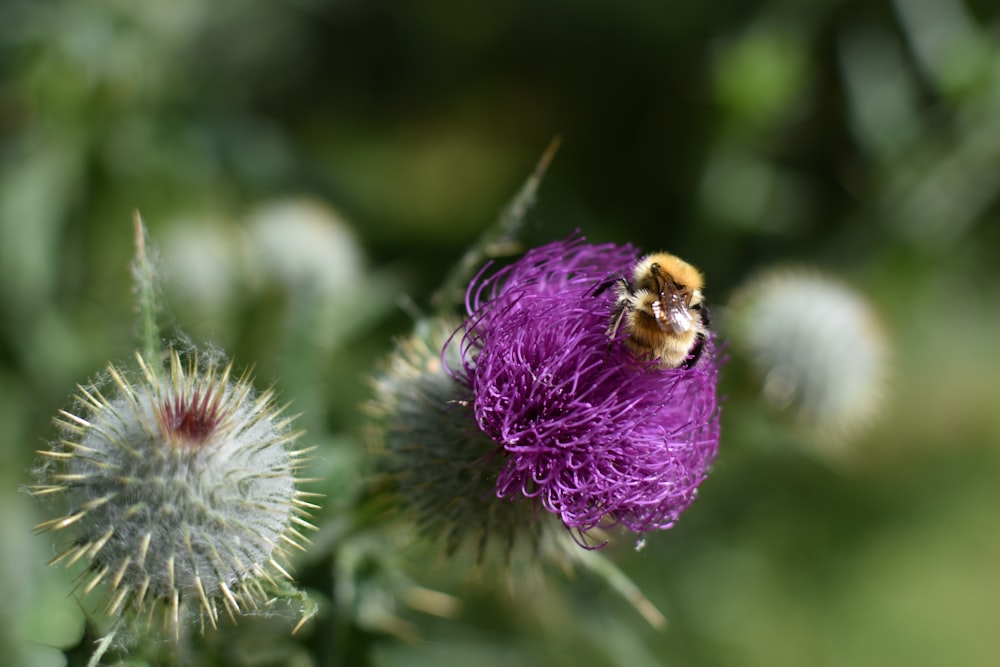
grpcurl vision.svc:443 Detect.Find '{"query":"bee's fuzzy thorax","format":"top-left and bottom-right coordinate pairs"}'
top-left (631, 252), bottom-right (705, 295)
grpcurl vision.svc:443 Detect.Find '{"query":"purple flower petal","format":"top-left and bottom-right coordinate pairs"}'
top-left (449, 234), bottom-right (722, 535)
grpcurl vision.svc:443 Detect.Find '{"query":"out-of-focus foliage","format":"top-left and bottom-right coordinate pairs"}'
top-left (2, 0), bottom-right (1000, 665)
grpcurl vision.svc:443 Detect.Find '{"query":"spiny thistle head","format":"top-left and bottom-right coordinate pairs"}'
top-left (371, 234), bottom-right (722, 554)
top-left (726, 267), bottom-right (890, 447)
top-left (369, 317), bottom-right (576, 573)
top-left (30, 348), bottom-right (319, 636)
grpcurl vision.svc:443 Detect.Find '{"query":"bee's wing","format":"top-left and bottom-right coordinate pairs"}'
top-left (660, 289), bottom-right (694, 334)
top-left (667, 304), bottom-right (694, 334)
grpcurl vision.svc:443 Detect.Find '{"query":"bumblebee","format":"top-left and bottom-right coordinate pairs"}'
top-left (605, 252), bottom-right (709, 369)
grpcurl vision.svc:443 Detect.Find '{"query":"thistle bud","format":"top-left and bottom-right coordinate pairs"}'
top-left (726, 267), bottom-right (890, 448)
top-left (30, 349), bottom-right (317, 636)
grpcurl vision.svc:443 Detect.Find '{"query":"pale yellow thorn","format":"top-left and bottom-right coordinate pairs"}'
top-left (219, 582), bottom-right (241, 621)
top-left (135, 575), bottom-right (151, 609)
top-left (288, 445), bottom-right (318, 458)
top-left (80, 494), bottom-right (114, 511)
top-left (64, 543), bottom-right (91, 568)
top-left (106, 585), bottom-right (131, 618)
top-left (82, 564), bottom-right (110, 595)
top-left (269, 558), bottom-right (293, 581)
top-left (279, 534), bottom-right (307, 552)
top-left (27, 485), bottom-right (67, 497)
top-left (111, 555), bottom-right (132, 589)
top-left (142, 596), bottom-right (156, 633)
top-left (56, 410), bottom-right (92, 428)
top-left (35, 511), bottom-right (85, 532)
top-left (193, 575), bottom-right (217, 629)
top-left (60, 439), bottom-right (97, 453)
top-left (254, 565), bottom-right (279, 589)
top-left (86, 527), bottom-right (115, 559)
top-left (166, 554), bottom-right (175, 589)
top-left (292, 617), bottom-right (307, 635)
top-left (290, 515), bottom-right (319, 531)
top-left (48, 543), bottom-right (86, 567)
top-left (238, 581), bottom-right (260, 611)
top-left (36, 450), bottom-right (74, 460)
top-left (51, 474), bottom-right (89, 483)
top-left (291, 498), bottom-right (321, 510)
top-left (170, 589), bottom-right (180, 641)
top-left (137, 532), bottom-right (151, 568)
top-left (249, 577), bottom-right (268, 601)
top-left (286, 527), bottom-right (313, 545)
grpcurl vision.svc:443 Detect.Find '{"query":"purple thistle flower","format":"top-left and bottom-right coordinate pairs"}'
top-left (450, 234), bottom-right (722, 537)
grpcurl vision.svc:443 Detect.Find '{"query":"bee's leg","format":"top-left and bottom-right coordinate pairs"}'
top-left (606, 299), bottom-right (629, 341)
top-left (681, 333), bottom-right (706, 369)
top-left (591, 274), bottom-right (628, 298)
top-left (678, 302), bottom-right (711, 369)
top-left (695, 303), bottom-right (711, 328)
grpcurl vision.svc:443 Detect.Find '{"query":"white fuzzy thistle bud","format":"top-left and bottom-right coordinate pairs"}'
top-left (727, 267), bottom-right (890, 448)
top-left (30, 349), bottom-right (319, 636)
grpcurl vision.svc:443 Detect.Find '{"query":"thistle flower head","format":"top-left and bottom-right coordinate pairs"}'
top-left (451, 235), bottom-right (722, 537)
top-left (30, 349), bottom-right (317, 635)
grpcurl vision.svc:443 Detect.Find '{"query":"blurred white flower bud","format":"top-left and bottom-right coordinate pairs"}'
top-left (727, 267), bottom-right (890, 450)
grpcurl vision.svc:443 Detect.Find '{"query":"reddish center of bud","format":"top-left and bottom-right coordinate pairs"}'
top-left (159, 386), bottom-right (223, 448)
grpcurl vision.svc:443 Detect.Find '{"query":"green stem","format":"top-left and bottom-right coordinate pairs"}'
top-left (132, 211), bottom-right (161, 368)
top-left (574, 547), bottom-right (668, 630)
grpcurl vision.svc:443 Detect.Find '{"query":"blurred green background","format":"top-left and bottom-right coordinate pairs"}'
top-left (3, 0), bottom-right (1000, 665)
